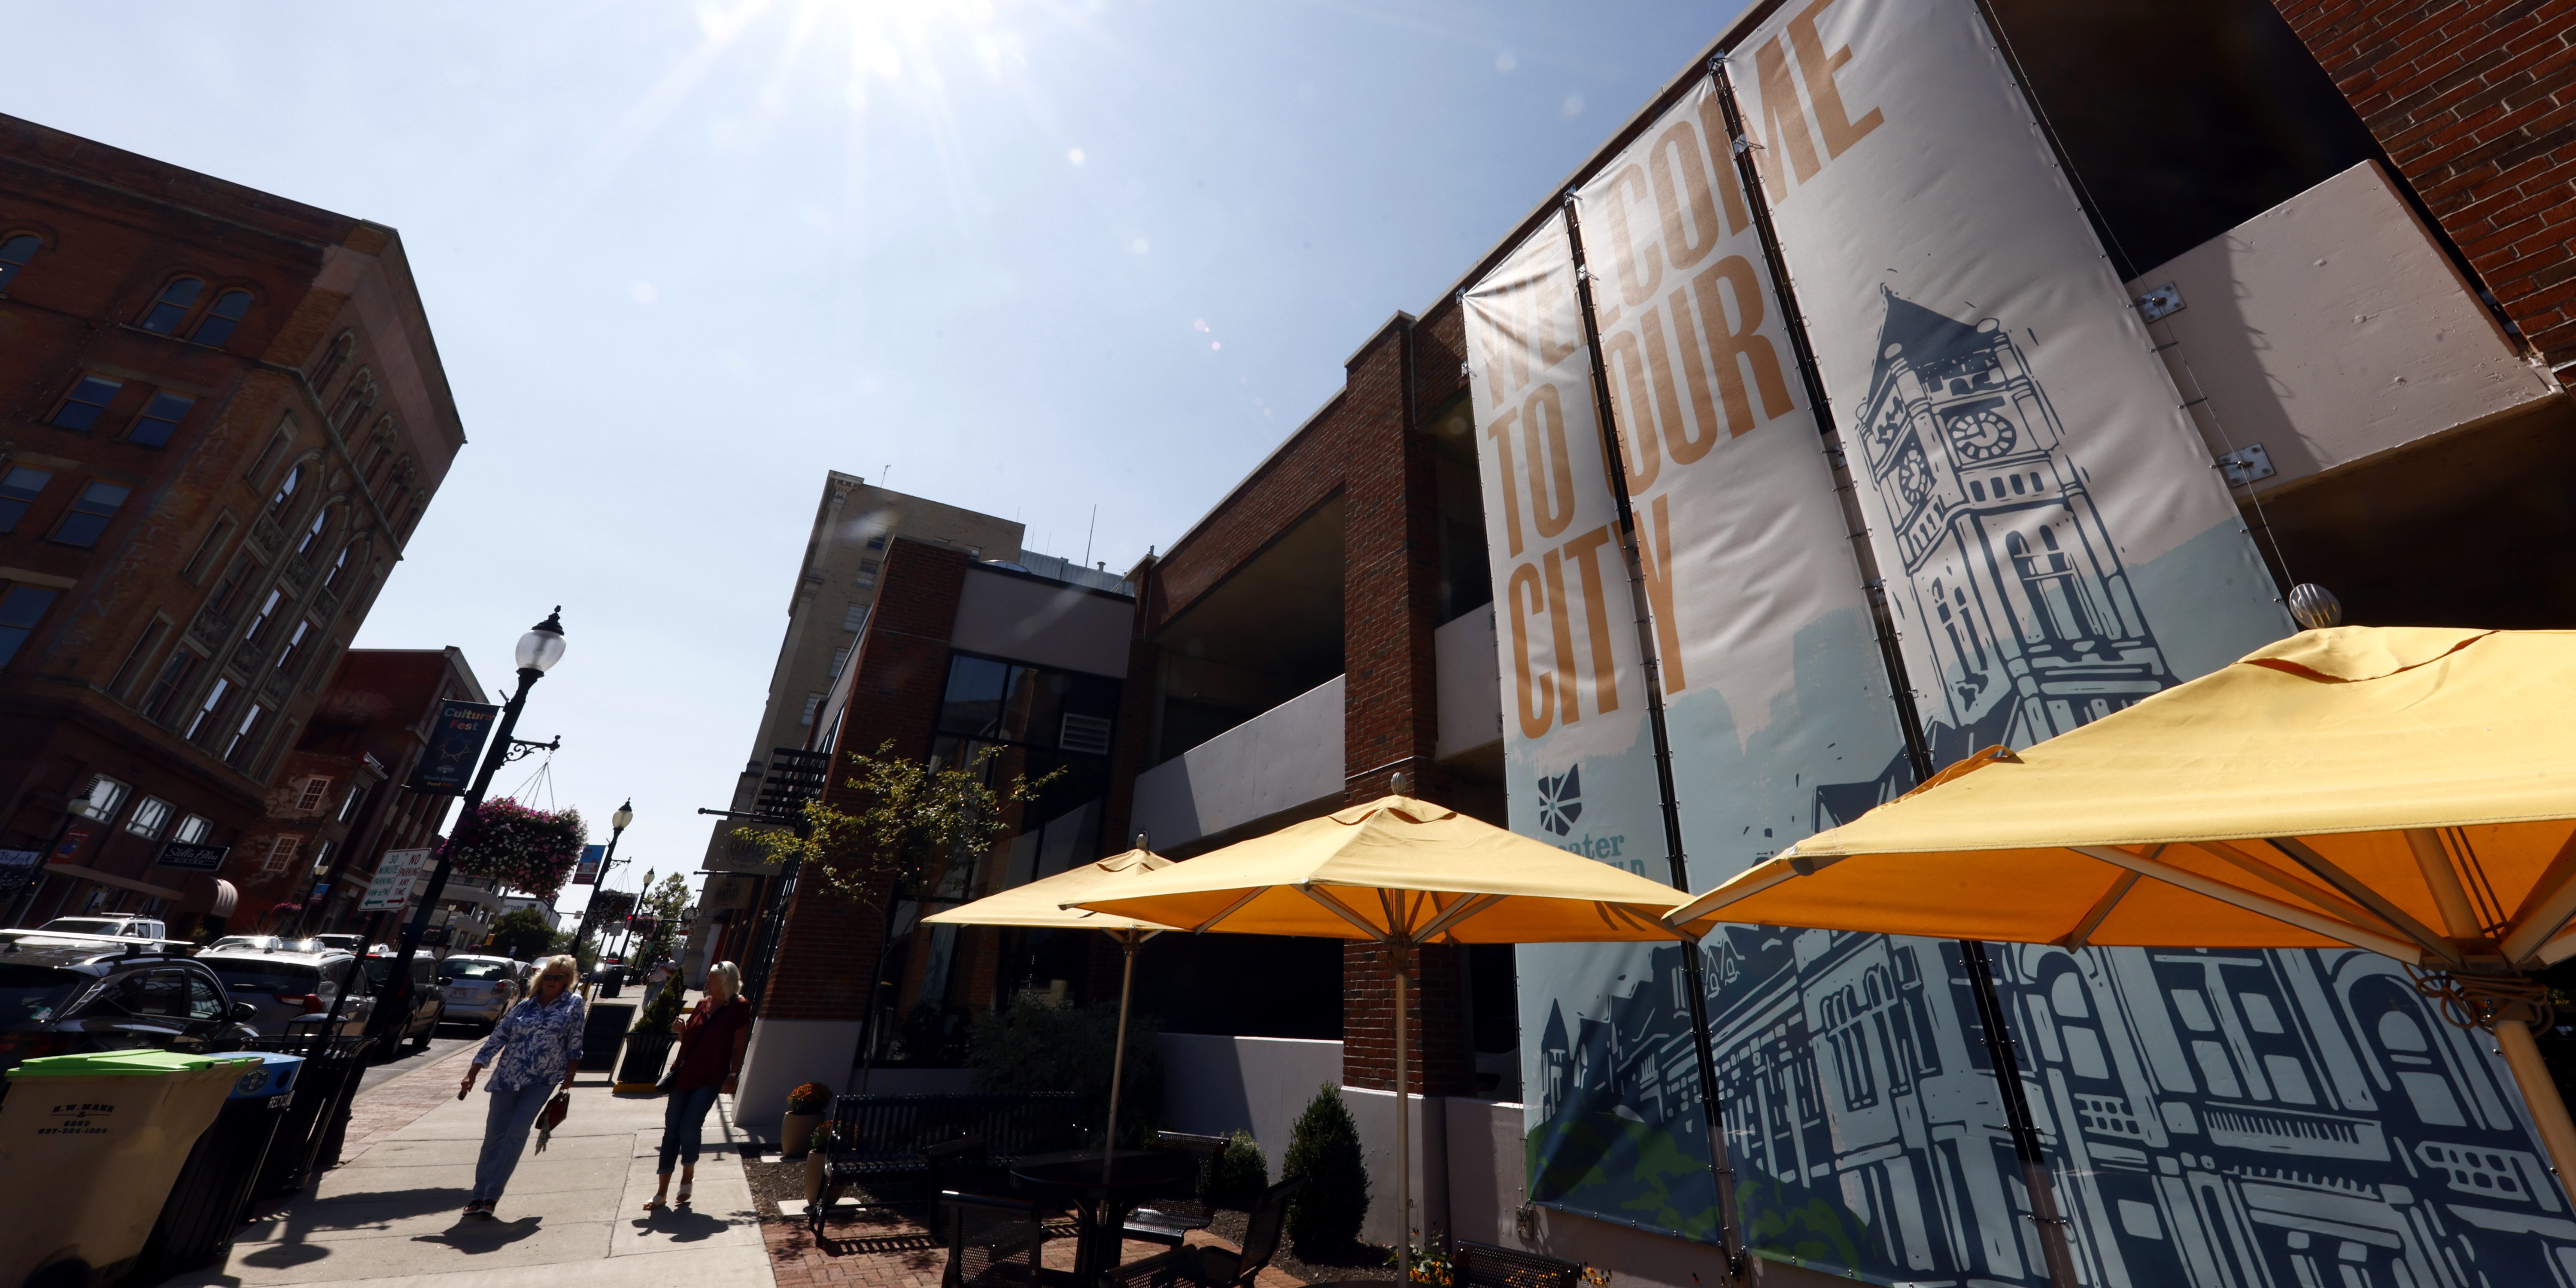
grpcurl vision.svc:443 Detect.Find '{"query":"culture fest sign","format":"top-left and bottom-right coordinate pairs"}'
top-left (1466, 0), bottom-right (2570, 1283)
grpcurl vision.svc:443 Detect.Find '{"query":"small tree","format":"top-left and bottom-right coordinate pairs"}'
top-left (633, 872), bottom-right (690, 963)
top-left (736, 741), bottom-right (1055, 910)
top-left (969, 997), bottom-right (1162, 1146)
top-left (488, 906), bottom-right (555, 961)
top-left (1282, 1083), bottom-right (1370, 1256)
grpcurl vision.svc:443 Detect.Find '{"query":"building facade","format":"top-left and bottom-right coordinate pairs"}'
top-left (0, 114), bottom-right (464, 931)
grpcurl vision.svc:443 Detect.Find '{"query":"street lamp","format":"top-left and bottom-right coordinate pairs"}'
top-left (573, 799), bottom-right (634, 957)
top-left (364, 608), bottom-right (566, 1051)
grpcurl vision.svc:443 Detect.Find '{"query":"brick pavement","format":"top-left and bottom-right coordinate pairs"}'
top-left (763, 1211), bottom-right (1307, 1288)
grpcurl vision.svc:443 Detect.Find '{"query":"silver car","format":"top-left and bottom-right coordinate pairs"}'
top-left (197, 948), bottom-right (368, 1038)
top-left (437, 955), bottom-right (523, 1032)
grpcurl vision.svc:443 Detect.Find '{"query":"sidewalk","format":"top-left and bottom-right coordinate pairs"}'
top-left (164, 1042), bottom-right (772, 1288)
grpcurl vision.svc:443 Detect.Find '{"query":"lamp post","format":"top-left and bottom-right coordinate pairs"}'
top-left (364, 609), bottom-right (567, 1052)
top-left (572, 800), bottom-right (634, 957)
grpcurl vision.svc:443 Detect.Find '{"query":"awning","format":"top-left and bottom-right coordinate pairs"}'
top-left (44, 863), bottom-right (181, 902)
top-left (176, 875), bottom-right (238, 918)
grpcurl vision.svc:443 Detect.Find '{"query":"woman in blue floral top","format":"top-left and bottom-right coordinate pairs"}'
top-left (455, 954), bottom-right (584, 1218)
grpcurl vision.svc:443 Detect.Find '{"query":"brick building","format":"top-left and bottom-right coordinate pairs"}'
top-left (0, 114), bottom-right (464, 930)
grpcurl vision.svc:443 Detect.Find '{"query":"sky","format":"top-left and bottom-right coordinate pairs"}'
top-left (4, 0), bottom-right (1741, 918)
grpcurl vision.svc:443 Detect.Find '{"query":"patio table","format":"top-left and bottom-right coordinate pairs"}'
top-left (1010, 1150), bottom-right (1196, 1288)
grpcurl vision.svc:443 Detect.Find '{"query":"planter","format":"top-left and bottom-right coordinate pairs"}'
top-left (614, 1029), bottom-right (677, 1093)
top-left (781, 1110), bottom-right (823, 1157)
top-left (804, 1148), bottom-right (828, 1203)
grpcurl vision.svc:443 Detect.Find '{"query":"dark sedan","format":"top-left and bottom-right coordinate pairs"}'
top-left (0, 941), bottom-right (261, 1072)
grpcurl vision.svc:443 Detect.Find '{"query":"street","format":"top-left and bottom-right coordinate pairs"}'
top-left (357, 1027), bottom-right (479, 1095)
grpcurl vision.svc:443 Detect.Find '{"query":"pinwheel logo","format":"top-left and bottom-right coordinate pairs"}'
top-left (1536, 766), bottom-right (1582, 836)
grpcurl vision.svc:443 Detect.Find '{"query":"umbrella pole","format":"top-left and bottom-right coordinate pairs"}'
top-left (1959, 941), bottom-right (2079, 1288)
top-left (2494, 1019), bottom-right (2576, 1197)
top-left (1394, 952), bottom-right (1411, 1287)
top-left (1105, 933), bottom-right (1138, 1180)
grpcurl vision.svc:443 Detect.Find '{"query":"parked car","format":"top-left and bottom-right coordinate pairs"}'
top-left (358, 952), bottom-right (446, 1052)
top-left (198, 945), bottom-right (366, 1038)
top-left (312, 934), bottom-right (367, 953)
top-left (436, 955), bottom-right (523, 1032)
top-left (0, 942), bottom-right (259, 1071)
top-left (27, 914), bottom-right (170, 941)
top-left (206, 935), bottom-right (326, 954)
top-left (584, 957), bottom-right (626, 986)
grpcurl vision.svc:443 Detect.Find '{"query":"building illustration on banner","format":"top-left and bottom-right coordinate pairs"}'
top-left (1854, 291), bottom-right (2178, 766)
top-left (1533, 930), bottom-right (2576, 1285)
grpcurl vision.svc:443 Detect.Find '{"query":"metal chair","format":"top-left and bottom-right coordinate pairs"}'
top-left (923, 1136), bottom-right (996, 1233)
top-left (942, 1192), bottom-right (1072, 1288)
top-left (1106, 1176), bottom-right (1305, 1288)
top-left (1123, 1131), bottom-right (1226, 1248)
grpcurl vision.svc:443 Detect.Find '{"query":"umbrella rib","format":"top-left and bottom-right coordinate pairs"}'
top-left (2264, 837), bottom-right (2464, 966)
top-left (1298, 884), bottom-right (1394, 944)
top-left (1664, 858), bottom-right (1803, 928)
top-left (2069, 845), bottom-right (2428, 964)
top-left (1602, 901), bottom-right (1695, 942)
top-left (2055, 870), bottom-right (2139, 951)
top-left (1416, 893), bottom-right (1506, 943)
top-left (2188, 840), bottom-right (2406, 936)
top-left (1189, 886), bottom-right (1271, 936)
top-left (2497, 828), bottom-right (2576, 963)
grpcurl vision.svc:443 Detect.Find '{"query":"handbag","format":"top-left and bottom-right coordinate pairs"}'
top-left (656, 1000), bottom-right (706, 1094)
top-left (534, 1090), bottom-right (571, 1153)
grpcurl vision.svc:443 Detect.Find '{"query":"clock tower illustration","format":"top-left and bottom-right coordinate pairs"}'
top-left (1854, 289), bottom-right (2176, 760)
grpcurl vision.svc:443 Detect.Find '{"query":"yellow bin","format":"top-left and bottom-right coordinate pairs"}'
top-left (0, 1048), bottom-right (257, 1287)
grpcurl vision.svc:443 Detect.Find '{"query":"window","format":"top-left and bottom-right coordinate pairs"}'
top-left (864, 532), bottom-right (889, 552)
top-left (310, 331), bottom-right (353, 392)
top-left (172, 814), bottom-right (213, 845)
top-left (185, 675), bottom-right (233, 742)
top-left (70, 774), bottom-right (131, 822)
top-left (322, 542), bottom-right (355, 592)
top-left (274, 618), bottom-right (316, 677)
top-left (0, 585), bottom-right (57, 665)
top-left (338, 783), bottom-right (367, 823)
top-left (295, 507), bottom-right (331, 558)
top-left (855, 559), bottom-right (881, 586)
top-left (309, 838), bottom-right (335, 875)
top-left (108, 619), bottom-right (168, 699)
top-left (180, 516), bottom-right (234, 583)
top-left (125, 392), bottom-right (194, 449)
top-left (0, 232), bottom-right (38, 291)
top-left (267, 462), bottom-right (302, 516)
top-left (139, 277), bottom-right (203, 334)
top-left (0, 466), bottom-right (52, 532)
top-left (49, 483), bottom-right (129, 548)
top-left (243, 588), bottom-right (288, 647)
top-left (204, 555), bottom-right (256, 624)
top-left (190, 289), bottom-right (252, 347)
top-left (246, 422), bottom-right (293, 483)
top-left (224, 702), bottom-right (268, 766)
top-left (184, 973), bottom-right (224, 1021)
top-left (126, 796), bottom-right (175, 839)
top-left (843, 603), bottom-right (868, 632)
top-left (260, 832), bottom-right (299, 872)
top-left (831, 646), bottom-right (851, 677)
top-left (140, 648), bottom-right (201, 722)
top-left (48, 376), bottom-right (123, 431)
top-left (800, 692), bottom-right (823, 726)
top-left (294, 776), bottom-right (332, 812)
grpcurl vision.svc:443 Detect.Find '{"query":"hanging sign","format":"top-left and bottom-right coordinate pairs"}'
top-left (573, 844), bottom-right (605, 886)
top-left (407, 701), bottom-right (498, 795)
top-left (154, 842), bottom-right (230, 872)
top-left (358, 848), bottom-right (437, 911)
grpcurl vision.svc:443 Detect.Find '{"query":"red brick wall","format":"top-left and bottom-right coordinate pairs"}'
top-left (2271, 0), bottom-right (2576, 371)
top-left (759, 539), bottom-right (967, 1023)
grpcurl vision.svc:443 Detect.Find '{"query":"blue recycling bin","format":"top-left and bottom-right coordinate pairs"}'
top-left (127, 1052), bottom-right (304, 1281)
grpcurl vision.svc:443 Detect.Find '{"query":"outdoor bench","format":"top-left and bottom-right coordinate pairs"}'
top-left (1455, 1239), bottom-right (1583, 1288)
top-left (814, 1091), bottom-right (1085, 1223)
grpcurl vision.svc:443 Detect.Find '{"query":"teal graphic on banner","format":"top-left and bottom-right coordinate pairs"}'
top-left (407, 700), bottom-right (498, 795)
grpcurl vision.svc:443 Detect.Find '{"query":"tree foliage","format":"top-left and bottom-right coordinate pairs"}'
top-left (487, 905), bottom-right (555, 961)
top-left (633, 872), bottom-right (691, 963)
top-left (735, 741), bottom-right (1054, 908)
top-left (968, 997), bottom-right (1162, 1148)
top-left (1282, 1083), bottom-right (1371, 1256)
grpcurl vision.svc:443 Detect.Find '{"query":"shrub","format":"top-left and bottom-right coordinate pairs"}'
top-left (635, 967), bottom-right (686, 1033)
top-left (787, 1081), bottom-right (832, 1114)
top-left (488, 906), bottom-right (554, 961)
top-left (969, 997), bottom-right (1161, 1148)
top-left (1282, 1083), bottom-right (1369, 1256)
top-left (1201, 1130), bottom-right (1269, 1207)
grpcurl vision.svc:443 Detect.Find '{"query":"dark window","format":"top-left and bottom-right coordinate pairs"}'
top-left (0, 964), bottom-right (83, 1023)
top-left (0, 234), bottom-right (39, 292)
top-left (184, 972), bottom-right (224, 1021)
top-left (0, 585), bottom-right (57, 666)
top-left (242, 588), bottom-right (285, 646)
top-left (224, 703), bottom-right (268, 767)
top-left (108, 619), bottom-right (168, 699)
top-left (0, 467), bottom-right (52, 532)
top-left (310, 332), bottom-right (353, 392)
top-left (323, 542), bottom-right (355, 592)
top-left (185, 675), bottom-right (233, 742)
top-left (190, 290), bottom-right (252, 347)
top-left (50, 482), bottom-right (131, 548)
top-left (180, 516), bottom-right (234, 583)
top-left (127, 392), bottom-right (194, 449)
top-left (49, 376), bottom-right (123, 431)
top-left (295, 507), bottom-right (331, 558)
top-left (139, 277), bottom-right (203, 334)
top-left (204, 555), bottom-right (256, 623)
top-left (274, 618), bottom-right (316, 677)
top-left (268, 462), bottom-right (302, 516)
top-left (140, 648), bottom-right (201, 723)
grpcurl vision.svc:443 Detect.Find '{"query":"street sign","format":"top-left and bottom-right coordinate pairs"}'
top-left (406, 701), bottom-right (499, 795)
top-left (155, 841), bottom-right (229, 872)
top-left (573, 844), bottom-right (605, 885)
top-left (358, 848), bottom-right (437, 911)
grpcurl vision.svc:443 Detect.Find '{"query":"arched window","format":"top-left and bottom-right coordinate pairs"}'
top-left (362, 420), bottom-right (399, 492)
top-left (190, 289), bottom-right (253, 347)
top-left (0, 234), bottom-right (40, 292)
top-left (140, 277), bottom-right (204, 334)
top-left (295, 505), bottom-right (335, 558)
top-left (268, 462), bottom-right (304, 517)
top-left (329, 371), bottom-right (375, 431)
top-left (323, 540), bottom-right (361, 593)
top-left (310, 331), bottom-right (353, 392)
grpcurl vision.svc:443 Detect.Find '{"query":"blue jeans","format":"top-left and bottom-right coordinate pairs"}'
top-left (659, 1083), bottom-right (722, 1174)
top-left (473, 1083), bottom-right (557, 1203)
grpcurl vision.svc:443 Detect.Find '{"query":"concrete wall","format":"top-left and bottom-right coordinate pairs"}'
top-left (1155, 1033), bottom-right (1344, 1176)
top-left (732, 1015), bottom-right (862, 1134)
top-left (1129, 674), bottom-right (1344, 851)
top-left (951, 565), bottom-right (1133, 678)
top-left (2131, 160), bottom-right (2555, 496)
top-left (1434, 602), bottom-right (1500, 760)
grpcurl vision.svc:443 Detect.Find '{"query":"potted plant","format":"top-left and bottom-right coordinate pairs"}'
top-left (614, 971), bottom-right (687, 1092)
top-left (446, 798), bottom-right (587, 899)
top-left (782, 1081), bottom-right (832, 1157)
top-left (803, 1119), bottom-right (838, 1204)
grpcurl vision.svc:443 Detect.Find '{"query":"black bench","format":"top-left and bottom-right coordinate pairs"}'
top-left (814, 1092), bottom-right (1086, 1230)
top-left (1455, 1240), bottom-right (1583, 1288)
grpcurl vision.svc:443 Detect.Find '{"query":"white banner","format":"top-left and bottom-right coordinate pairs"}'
top-left (359, 848), bottom-right (436, 912)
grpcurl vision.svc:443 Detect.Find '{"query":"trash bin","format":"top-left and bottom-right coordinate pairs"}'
top-left (244, 1035), bottom-right (369, 1196)
top-left (125, 1052), bottom-right (303, 1282)
top-left (0, 1048), bottom-right (258, 1288)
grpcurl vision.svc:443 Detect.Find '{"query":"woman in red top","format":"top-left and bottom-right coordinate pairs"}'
top-left (644, 960), bottom-right (753, 1211)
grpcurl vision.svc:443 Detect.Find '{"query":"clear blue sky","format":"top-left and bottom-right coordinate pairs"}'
top-left (4, 2), bottom-right (1736, 917)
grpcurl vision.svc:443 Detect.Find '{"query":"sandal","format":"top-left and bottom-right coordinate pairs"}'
top-left (676, 1181), bottom-right (693, 1206)
top-left (644, 1196), bottom-right (667, 1212)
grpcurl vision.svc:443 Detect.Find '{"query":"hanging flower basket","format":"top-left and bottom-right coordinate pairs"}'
top-left (447, 798), bottom-right (586, 899)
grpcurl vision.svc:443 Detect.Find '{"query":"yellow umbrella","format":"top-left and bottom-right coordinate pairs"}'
top-left (1073, 794), bottom-right (1697, 1281)
top-left (1664, 626), bottom-right (2576, 1192)
top-left (922, 847), bottom-right (1182, 1172)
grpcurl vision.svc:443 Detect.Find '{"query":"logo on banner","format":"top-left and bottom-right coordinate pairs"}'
top-left (407, 701), bottom-right (499, 795)
top-left (1536, 766), bottom-right (1583, 835)
top-left (572, 844), bottom-right (604, 886)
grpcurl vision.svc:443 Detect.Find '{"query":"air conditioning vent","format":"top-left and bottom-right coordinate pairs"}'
top-left (1060, 713), bottom-right (1113, 756)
